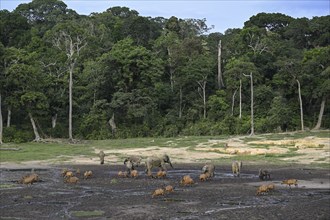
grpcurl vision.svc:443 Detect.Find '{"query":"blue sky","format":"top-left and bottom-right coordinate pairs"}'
top-left (1, 0), bottom-right (329, 33)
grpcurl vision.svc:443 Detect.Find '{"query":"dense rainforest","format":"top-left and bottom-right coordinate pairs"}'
top-left (0, 0), bottom-right (329, 143)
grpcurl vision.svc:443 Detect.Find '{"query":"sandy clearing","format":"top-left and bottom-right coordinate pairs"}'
top-left (92, 146), bottom-right (229, 163)
top-left (1, 135), bottom-right (329, 169)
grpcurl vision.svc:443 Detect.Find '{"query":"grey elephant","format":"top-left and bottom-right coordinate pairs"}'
top-left (124, 155), bottom-right (142, 174)
top-left (98, 151), bottom-right (105, 165)
top-left (145, 154), bottom-right (173, 176)
top-left (124, 156), bottom-right (142, 168)
top-left (232, 161), bottom-right (242, 177)
top-left (202, 163), bottom-right (215, 177)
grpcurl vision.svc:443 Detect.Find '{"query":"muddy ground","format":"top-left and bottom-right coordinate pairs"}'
top-left (0, 163), bottom-right (329, 220)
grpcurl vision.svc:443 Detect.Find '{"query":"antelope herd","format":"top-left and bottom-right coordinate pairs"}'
top-left (16, 151), bottom-right (300, 198)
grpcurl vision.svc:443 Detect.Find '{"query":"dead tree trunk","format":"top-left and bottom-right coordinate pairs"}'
top-left (197, 77), bottom-right (207, 119)
top-left (243, 72), bottom-right (254, 136)
top-left (109, 113), bottom-right (116, 136)
top-left (53, 30), bottom-right (87, 142)
top-left (7, 108), bottom-right (11, 127)
top-left (28, 112), bottom-right (41, 142)
top-left (313, 97), bottom-right (325, 130)
top-left (68, 62), bottom-right (74, 141)
top-left (52, 114), bottom-right (57, 129)
top-left (0, 93), bottom-right (3, 144)
top-left (296, 79), bottom-right (304, 131)
top-left (231, 89), bottom-right (237, 116)
top-left (167, 47), bottom-right (175, 92)
top-left (179, 87), bottom-right (183, 118)
top-left (217, 40), bottom-right (224, 89)
top-left (239, 79), bottom-right (242, 119)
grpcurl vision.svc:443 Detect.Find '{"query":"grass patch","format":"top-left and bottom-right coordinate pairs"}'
top-left (0, 183), bottom-right (16, 188)
top-left (91, 136), bottom-right (228, 149)
top-left (263, 147), bottom-right (302, 158)
top-left (314, 157), bottom-right (328, 162)
top-left (110, 179), bottom-right (118, 184)
top-left (71, 210), bottom-right (105, 217)
top-left (247, 144), bottom-right (271, 149)
top-left (0, 130), bottom-right (327, 164)
top-left (309, 162), bottom-right (330, 169)
top-left (264, 152), bottom-right (305, 158)
top-left (0, 142), bottom-right (94, 162)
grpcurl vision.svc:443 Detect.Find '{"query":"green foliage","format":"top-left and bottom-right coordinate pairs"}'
top-left (79, 100), bottom-right (111, 140)
top-left (181, 116), bottom-right (251, 136)
top-left (207, 90), bottom-right (230, 120)
top-left (0, 4), bottom-right (329, 141)
top-left (265, 96), bottom-right (291, 131)
top-left (244, 12), bottom-right (294, 33)
top-left (3, 126), bottom-right (34, 143)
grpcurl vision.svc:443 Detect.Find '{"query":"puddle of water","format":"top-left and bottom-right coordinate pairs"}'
top-left (45, 201), bottom-right (70, 205)
top-left (49, 191), bottom-right (74, 195)
top-left (129, 191), bottom-right (148, 196)
top-left (204, 205), bottom-right (255, 213)
top-left (164, 198), bottom-right (186, 202)
top-left (162, 169), bottom-right (258, 180)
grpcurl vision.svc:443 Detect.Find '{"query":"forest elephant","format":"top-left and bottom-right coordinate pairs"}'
top-left (202, 163), bottom-right (215, 177)
top-left (98, 151), bottom-right (105, 164)
top-left (232, 161), bottom-right (242, 177)
top-left (145, 154), bottom-right (173, 176)
top-left (124, 156), bottom-right (142, 170)
top-left (259, 169), bottom-right (271, 180)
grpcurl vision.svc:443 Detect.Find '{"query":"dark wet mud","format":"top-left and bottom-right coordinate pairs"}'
top-left (0, 164), bottom-right (329, 220)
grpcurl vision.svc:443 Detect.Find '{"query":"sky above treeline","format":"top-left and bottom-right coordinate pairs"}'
top-left (1, 0), bottom-right (329, 33)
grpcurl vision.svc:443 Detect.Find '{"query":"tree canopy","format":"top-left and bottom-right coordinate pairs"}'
top-left (0, 1), bottom-right (329, 142)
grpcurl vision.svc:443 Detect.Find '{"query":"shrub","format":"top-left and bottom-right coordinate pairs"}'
top-left (3, 126), bottom-right (33, 143)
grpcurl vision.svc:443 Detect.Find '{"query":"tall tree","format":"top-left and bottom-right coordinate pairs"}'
top-left (217, 40), bottom-right (224, 89)
top-left (14, 0), bottom-right (78, 36)
top-left (47, 20), bottom-right (87, 141)
top-left (302, 46), bottom-right (330, 130)
top-left (181, 52), bottom-right (213, 119)
top-left (273, 58), bottom-right (305, 131)
top-left (225, 58), bottom-right (257, 119)
top-left (244, 12), bottom-right (294, 33)
top-left (0, 43), bottom-right (3, 144)
top-left (2, 47), bottom-right (28, 129)
top-left (0, 93), bottom-right (3, 144)
top-left (243, 72), bottom-right (255, 135)
top-left (100, 37), bottom-right (163, 131)
top-left (296, 78), bottom-right (304, 131)
top-left (0, 10), bottom-right (31, 47)
top-left (5, 48), bottom-right (47, 141)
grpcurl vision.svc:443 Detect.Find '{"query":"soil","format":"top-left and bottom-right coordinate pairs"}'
top-left (1, 163), bottom-right (329, 220)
